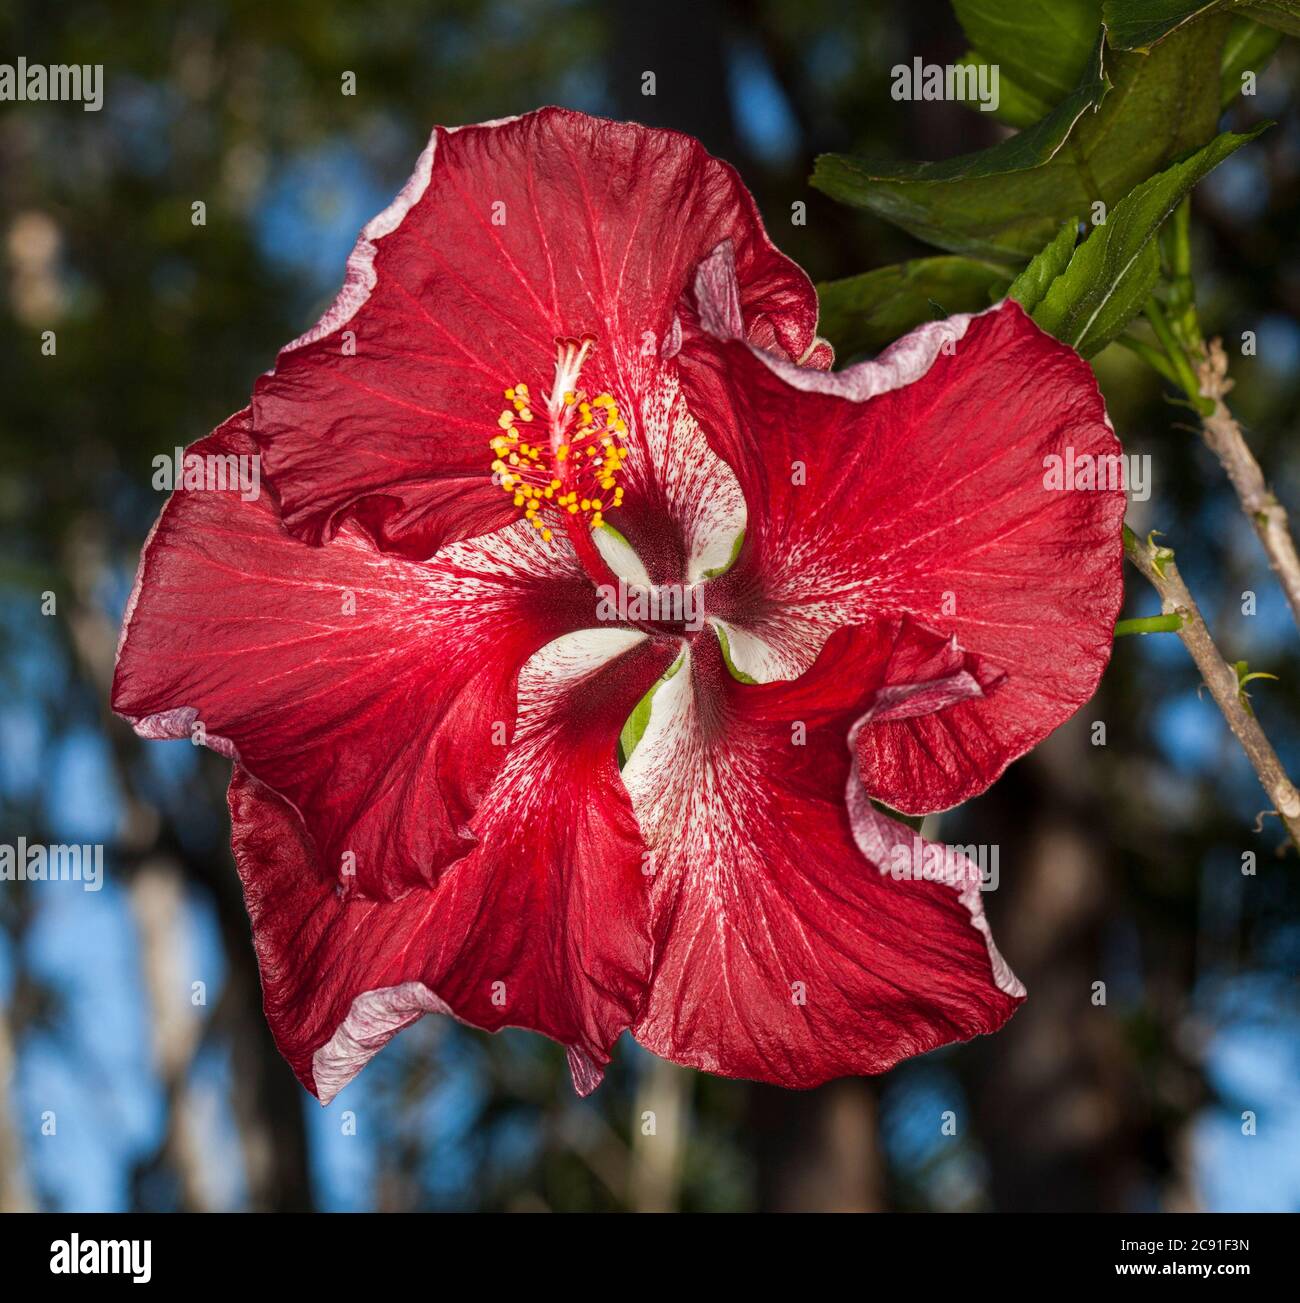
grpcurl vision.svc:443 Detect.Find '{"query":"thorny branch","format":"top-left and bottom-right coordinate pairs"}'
top-left (1198, 340), bottom-right (1300, 636)
top-left (1123, 525), bottom-right (1300, 853)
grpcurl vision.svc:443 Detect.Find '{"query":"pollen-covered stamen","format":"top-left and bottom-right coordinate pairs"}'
top-left (489, 334), bottom-right (629, 541)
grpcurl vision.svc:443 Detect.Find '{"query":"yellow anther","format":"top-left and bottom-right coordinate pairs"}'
top-left (488, 345), bottom-right (628, 542)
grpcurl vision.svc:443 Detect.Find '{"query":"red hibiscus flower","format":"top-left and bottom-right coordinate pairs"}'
top-left (112, 108), bottom-right (1124, 1102)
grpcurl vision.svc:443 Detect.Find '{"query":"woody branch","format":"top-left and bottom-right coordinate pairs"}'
top-left (1123, 524), bottom-right (1300, 853)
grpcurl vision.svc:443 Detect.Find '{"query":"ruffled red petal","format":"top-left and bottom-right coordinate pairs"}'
top-left (113, 410), bottom-right (598, 899)
top-left (625, 620), bottom-right (1022, 1086)
top-left (229, 628), bottom-right (677, 1101)
top-left (681, 271), bottom-right (1125, 813)
top-left (251, 108), bottom-right (819, 562)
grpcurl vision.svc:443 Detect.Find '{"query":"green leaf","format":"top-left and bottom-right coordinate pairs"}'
top-left (827, 36), bottom-right (1108, 184)
top-left (1103, 0), bottom-right (1228, 51)
top-left (1105, 0), bottom-right (1300, 49)
top-left (812, 18), bottom-right (1231, 260)
top-left (1060, 239), bottom-right (1163, 355)
top-left (811, 35), bottom-right (1108, 259)
top-left (952, 0), bottom-right (1103, 107)
top-left (956, 52), bottom-right (1054, 128)
top-left (1008, 220), bottom-right (1080, 312)
top-left (1220, 16), bottom-right (1283, 106)
top-left (1241, 1), bottom-right (1300, 37)
top-left (817, 257), bottom-right (1013, 357)
top-left (1032, 125), bottom-right (1268, 356)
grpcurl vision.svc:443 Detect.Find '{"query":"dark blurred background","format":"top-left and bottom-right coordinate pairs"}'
top-left (1, 0), bottom-right (1298, 1212)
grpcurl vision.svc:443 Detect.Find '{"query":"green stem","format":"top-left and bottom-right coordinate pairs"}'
top-left (1168, 197), bottom-right (1192, 280)
top-left (1115, 613), bottom-right (1184, 637)
top-left (1144, 298), bottom-right (1214, 415)
top-left (1161, 198), bottom-right (1204, 352)
top-left (1114, 333), bottom-right (1180, 386)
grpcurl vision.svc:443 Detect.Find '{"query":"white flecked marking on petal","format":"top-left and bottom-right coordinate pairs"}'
top-left (626, 370), bottom-right (747, 583)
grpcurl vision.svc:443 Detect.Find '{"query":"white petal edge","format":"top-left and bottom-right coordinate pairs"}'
top-left (708, 616), bottom-right (795, 683)
top-left (273, 113), bottom-right (525, 357)
top-left (693, 240), bottom-right (999, 403)
top-left (129, 706), bottom-right (241, 763)
top-left (626, 369), bottom-right (748, 585)
top-left (313, 982), bottom-right (453, 1105)
top-left (844, 663), bottom-right (1025, 999)
top-left (279, 131), bottom-right (439, 355)
top-left (310, 979), bottom-right (606, 1104)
